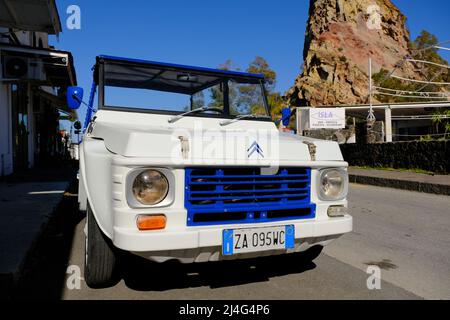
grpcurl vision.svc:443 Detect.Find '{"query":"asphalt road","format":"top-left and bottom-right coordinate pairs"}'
top-left (62, 184), bottom-right (450, 300)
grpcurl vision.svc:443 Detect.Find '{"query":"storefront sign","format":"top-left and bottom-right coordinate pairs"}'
top-left (309, 108), bottom-right (346, 129)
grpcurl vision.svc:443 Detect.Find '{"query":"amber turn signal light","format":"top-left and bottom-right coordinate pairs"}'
top-left (137, 214), bottom-right (167, 231)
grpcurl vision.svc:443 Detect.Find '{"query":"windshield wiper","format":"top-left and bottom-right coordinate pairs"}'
top-left (168, 107), bottom-right (217, 123)
top-left (220, 114), bottom-right (271, 126)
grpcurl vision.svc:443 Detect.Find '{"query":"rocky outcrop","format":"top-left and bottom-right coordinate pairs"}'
top-left (287, 0), bottom-right (419, 106)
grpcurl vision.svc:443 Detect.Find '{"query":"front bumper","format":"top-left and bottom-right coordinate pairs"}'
top-left (112, 215), bottom-right (352, 262)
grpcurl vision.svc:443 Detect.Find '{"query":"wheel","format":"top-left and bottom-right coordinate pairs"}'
top-left (84, 202), bottom-right (119, 288)
top-left (298, 245), bottom-right (323, 262)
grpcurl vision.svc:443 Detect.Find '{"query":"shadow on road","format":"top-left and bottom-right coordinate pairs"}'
top-left (121, 252), bottom-right (317, 292)
top-left (13, 178), bottom-right (84, 300)
top-left (10, 165), bottom-right (317, 297)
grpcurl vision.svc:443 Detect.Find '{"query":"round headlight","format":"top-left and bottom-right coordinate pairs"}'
top-left (319, 169), bottom-right (348, 201)
top-left (132, 170), bottom-right (169, 205)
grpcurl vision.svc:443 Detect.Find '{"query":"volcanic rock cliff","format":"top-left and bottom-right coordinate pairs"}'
top-left (287, 0), bottom-right (417, 106)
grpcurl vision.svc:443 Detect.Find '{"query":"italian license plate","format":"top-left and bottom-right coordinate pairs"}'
top-left (222, 225), bottom-right (295, 255)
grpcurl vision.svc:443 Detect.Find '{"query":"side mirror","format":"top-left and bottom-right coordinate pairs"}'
top-left (67, 86), bottom-right (84, 110)
top-left (73, 120), bottom-right (82, 130)
top-left (281, 107), bottom-right (292, 126)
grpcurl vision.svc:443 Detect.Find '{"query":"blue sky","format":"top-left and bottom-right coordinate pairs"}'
top-left (50, 0), bottom-right (450, 130)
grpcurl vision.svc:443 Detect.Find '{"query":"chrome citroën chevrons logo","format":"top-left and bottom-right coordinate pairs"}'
top-left (247, 141), bottom-right (264, 158)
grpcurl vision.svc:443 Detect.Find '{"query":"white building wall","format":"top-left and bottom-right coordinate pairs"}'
top-left (1, 25), bottom-right (72, 175)
top-left (0, 84), bottom-right (13, 176)
top-left (0, 29), bottom-right (36, 174)
top-left (0, 28), bottom-right (13, 175)
top-left (13, 30), bottom-right (32, 46)
top-left (0, 29), bottom-right (51, 174)
top-left (26, 83), bottom-right (34, 168)
top-left (0, 27), bottom-right (8, 43)
top-left (35, 32), bottom-right (49, 48)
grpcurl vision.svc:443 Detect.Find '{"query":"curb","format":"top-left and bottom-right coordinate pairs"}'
top-left (349, 174), bottom-right (450, 196)
top-left (0, 180), bottom-right (74, 300)
top-left (0, 194), bottom-right (65, 300)
top-left (0, 207), bottom-right (57, 300)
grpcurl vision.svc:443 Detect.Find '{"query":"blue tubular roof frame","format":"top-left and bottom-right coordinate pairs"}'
top-left (96, 55), bottom-right (265, 80)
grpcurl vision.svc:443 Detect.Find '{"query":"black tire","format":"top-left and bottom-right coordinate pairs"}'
top-left (84, 202), bottom-right (119, 288)
top-left (298, 245), bottom-right (323, 262)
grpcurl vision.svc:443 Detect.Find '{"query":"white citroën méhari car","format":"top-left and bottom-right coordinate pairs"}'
top-left (67, 55), bottom-right (352, 288)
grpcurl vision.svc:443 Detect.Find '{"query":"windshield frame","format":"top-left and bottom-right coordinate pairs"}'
top-left (96, 57), bottom-right (272, 120)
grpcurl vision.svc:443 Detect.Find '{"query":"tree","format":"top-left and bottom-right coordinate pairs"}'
top-left (373, 30), bottom-right (450, 103)
top-left (373, 30), bottom-right (450, 138)
top-left (372, 68), bottom-right (417, 103)
top-left (266, 92), bottom-right (286, 121)
top-left (431, 108), bottom-right (450, 138)
top-left (205, 60), bottom-right (237, 109)
top-left (208, 57), bottom-right (287, 121)
top-left (411, 31), bottom-right (450, 137)
top-left (191, 91), bottom-right (205, 109)
top-left (246, 56), bottom-right (277, 92)
top-left (219, 59), bottom-right (241, 72)
top-left (245, 57), bottom-right (287, 121)
top-left (411, 30), bottom-right (450, 87)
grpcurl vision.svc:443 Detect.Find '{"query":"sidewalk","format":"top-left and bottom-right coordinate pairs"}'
top-left (348, 167), bottom-right (450, 196)
top-left (0, 165), bottom-right (77, 299)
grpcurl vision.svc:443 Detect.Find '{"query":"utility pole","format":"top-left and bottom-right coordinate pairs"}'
top-left (367, 57), bottom-right (376, 143)
top-left (369, 57), bottom-right (372, 110)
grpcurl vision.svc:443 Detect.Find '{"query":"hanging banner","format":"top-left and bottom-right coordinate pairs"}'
top-left (309, 108), bottom-right (346, 129)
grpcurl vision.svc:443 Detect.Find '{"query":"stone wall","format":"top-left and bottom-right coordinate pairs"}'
top-left (340, 140), bottom-right (450, 174)
top-left (304, 126), bottom-right (356, 144)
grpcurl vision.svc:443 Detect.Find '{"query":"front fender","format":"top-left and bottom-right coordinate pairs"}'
top-left (78, 144), bottom-right (87, 212)
top-left (80, 137), bottom-right (114, 239)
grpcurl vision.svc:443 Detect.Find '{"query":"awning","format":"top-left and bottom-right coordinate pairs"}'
top-left (0, 0), bottom-right (61, 35)
top-left (37, 88), bottom-right (77, 119)
top-left (313, 101), bottom-right (450, 119)
top-left (0, 43), bottom-right (77, 87)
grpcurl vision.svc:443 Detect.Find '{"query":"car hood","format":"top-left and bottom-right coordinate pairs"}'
top-left (88, 110), bottom-right (343, 163)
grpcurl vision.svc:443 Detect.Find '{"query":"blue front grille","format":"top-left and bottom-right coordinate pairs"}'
top-left (185, 167), bottom-right (316, 226)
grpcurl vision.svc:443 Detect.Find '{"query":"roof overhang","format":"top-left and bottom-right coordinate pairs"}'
top-left (305, 101), bottom-right (450, 119)
top-left (36, 88), bottom-right (77, 119)
top-left (0, 0), bottom-right (61, 35)
top-left (0, 43), bottom-right (77, 87)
